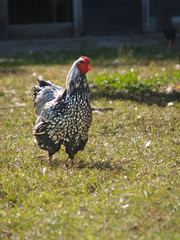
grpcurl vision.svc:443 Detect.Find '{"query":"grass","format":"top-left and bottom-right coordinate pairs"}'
top-left (0, 45), bottom-right (180, 239)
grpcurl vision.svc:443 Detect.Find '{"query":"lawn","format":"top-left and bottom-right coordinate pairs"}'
top-left (0, 45), bottom-right (180, 240)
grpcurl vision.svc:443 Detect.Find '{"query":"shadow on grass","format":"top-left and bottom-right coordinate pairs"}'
top-left (52, 158), bottom-right (123, 172)
top-left (90, 88), bottom-right (180, 107)
top-left (75, 159), bottom-right (123, 172)
top-left (0, 46), bottom-right (180, 68)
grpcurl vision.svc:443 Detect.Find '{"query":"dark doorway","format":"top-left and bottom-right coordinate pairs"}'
top-left (83, 0), bottom-right (142, 34)
top-left (8, 0), bottom-right (73, 25)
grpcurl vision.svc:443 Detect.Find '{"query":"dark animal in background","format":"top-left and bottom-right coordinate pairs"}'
top-left (33, 56), bottom-right (92, 164)
top-left (163, 24), bottom-right (177, 48)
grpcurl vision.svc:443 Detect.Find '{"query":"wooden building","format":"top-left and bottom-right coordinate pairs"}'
top-left (0, 0), bottom-right (179, 39)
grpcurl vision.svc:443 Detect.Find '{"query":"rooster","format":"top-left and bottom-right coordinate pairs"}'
top-left (163, 24), bottom-right (177, 48)
top-left (33, 56), bottom-right (92, 164)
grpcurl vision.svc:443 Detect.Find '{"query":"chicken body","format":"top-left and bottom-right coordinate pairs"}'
top-left (163, 24), bottom-right (177, 48)
top-left (33, 56), bottom-right (92, 163)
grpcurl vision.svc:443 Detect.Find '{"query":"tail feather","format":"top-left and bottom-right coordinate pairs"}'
top-left (33, 79), bottom-right (64, 115)
top-left (33, 79), bottom-right (52, 105)
top-left (37, 79), bottom-right (53, 87)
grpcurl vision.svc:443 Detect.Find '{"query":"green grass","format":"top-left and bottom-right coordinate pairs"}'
top-left (0, 46), bottom-right (180, 239)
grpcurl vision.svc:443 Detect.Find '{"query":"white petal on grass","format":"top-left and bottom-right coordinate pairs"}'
top-left (43, 167), bottom-right (47, 175)
top-left (144, 190), bottom-right (148, 197)
top-left (32, 72), bottom-right (37, 76)
top-left (15, 102), bottom-right (26, 107)
top-left (121, 204), bottom-right (129, 209)
top-left (166, 86), bottom-right (172, 94)
top-left (175, 64), bottom-right (180, 70)
top-left (119, 197), bottom-right (124, 203)
top-left (145, 141), bottom-right (151, 148)
top-left (167, 102), bottom-right (173, 107)
top-left (3, 89), bottom-right (16, 94)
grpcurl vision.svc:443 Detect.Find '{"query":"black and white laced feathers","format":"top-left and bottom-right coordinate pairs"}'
top-left (33, 56), bottom-right (92, 164)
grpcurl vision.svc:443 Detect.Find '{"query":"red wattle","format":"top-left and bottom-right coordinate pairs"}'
top-left (78, 63), bottom-right (91, 74)
top-left (87, 65), bottom-right (91, 71)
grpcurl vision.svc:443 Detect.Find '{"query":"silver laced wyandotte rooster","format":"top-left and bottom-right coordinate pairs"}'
top-left (33, 56), bottom-right (92, 164)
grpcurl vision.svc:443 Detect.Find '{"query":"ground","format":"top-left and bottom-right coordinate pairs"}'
top-left (0, 35), bottom-right (180, 239)
top-left (0, 34), bottom-right (180, 54)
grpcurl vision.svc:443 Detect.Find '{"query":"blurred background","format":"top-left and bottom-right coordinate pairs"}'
top-left (0, 0), bottom-right (179, 39)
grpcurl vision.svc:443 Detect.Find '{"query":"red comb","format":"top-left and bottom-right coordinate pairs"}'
top-left (81, 56), bottom-right (91, 63)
